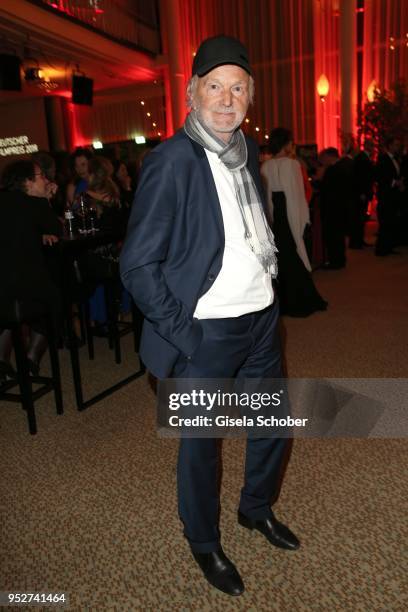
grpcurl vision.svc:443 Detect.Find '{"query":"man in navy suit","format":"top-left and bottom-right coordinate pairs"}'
top-left (120, 36), bottom-right (299, 596)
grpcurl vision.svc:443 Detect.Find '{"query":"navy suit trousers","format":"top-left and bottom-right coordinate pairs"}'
top-left (172, 300), bottom-right (288, 553)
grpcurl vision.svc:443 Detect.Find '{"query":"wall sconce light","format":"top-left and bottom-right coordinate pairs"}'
top-left (367, 80), bottom-right (378, 103)
top-left (317, 74), bottom-right (330, 102)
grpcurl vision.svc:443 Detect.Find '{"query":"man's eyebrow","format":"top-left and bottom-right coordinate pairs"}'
top-left (203, 78), bottom-right (247, 86)
top-left (203, 76), bottom-right (222, 84)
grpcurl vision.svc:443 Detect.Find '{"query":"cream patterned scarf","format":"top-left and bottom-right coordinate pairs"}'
top-left (184, 110), bottom-right (277, 276)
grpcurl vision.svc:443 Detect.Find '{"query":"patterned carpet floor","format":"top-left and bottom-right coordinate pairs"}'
top-left (1, 238), bottom-right (408, 611)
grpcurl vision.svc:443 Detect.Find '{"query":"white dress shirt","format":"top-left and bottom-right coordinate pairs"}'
top-left (193, 149), bottom-right (274, 319)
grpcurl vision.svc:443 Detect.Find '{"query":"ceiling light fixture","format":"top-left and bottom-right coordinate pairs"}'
top-left (24, 66), bottom-right (59, 90)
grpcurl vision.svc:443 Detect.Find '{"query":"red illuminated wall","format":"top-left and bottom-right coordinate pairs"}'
top-left (65, 86), bottom-right (166, 148)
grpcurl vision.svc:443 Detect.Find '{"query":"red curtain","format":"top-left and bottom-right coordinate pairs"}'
top-left (313, 0), bottom-right (341, 149)
top-left (362, 0), bottom-right (408, 96)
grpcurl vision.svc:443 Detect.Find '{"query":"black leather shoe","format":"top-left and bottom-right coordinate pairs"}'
top-left (192, 547), bottom-right (244, 596)
top-left (238, 511), bottom-right (300, 551)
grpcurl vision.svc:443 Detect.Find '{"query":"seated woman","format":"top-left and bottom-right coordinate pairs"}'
top-left (0, 160), bottom-right (62, 380)
top-left (112, 160), bottom-right (134, 212)
top-left (80, 157), bottom-right (128, 327)
top-left (261, 128), bottom-right (327, 317)
top-left (85, 156), bottom-right (127, 233)
top-left (66, 147), bottom-right (93, 206)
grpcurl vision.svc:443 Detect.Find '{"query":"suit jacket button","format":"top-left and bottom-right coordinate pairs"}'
top-left (186, 355), bottom-right (192, 360)
top-left (208, 273), bottom-right (215, 281)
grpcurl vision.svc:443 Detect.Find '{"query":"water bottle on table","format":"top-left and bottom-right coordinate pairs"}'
top-left (64, 205), bottom-right (75, 235)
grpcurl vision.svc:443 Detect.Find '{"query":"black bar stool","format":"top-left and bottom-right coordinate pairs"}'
top-left (64, 290), bottom-right (145, 411)
top-left (84, 280), bottom-right (143, 364)
top-left (0, 298), bottom-right (63, 435)
top-left (59, 239), bottom-right (145, 411)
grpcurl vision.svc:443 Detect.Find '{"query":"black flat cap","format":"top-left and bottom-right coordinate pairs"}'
top-left (192, 35), bottom-right (252, 77)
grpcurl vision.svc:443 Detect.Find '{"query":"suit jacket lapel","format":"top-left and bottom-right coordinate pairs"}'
top-left (189, 137), bottom-right (224, 241)
top-left (187, 134), bottom-right (264, 234)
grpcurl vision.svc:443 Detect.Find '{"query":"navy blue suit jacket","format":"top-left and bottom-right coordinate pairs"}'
top-left (120, 129), bottom-right (265, 378)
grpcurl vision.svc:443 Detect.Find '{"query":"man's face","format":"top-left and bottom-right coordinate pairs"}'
top-left (25, 165), bottom-right (48, 198)
top-left (193, 65), bottom-right (250, 143)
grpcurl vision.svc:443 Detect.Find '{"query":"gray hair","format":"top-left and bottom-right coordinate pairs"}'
top-left (186, 74), bottom-right (255, 108)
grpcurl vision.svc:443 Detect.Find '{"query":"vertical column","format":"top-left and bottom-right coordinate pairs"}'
top-left (44, 96), bottom-right (68, 151)
top-left (313, 0), bottom-right (324, 149)
top-left (362, 0), bottom-right (374, 99)
top-left (340, 0), bottom-right (357, 141)
top-left (159, 0), bottom-right (187, 134)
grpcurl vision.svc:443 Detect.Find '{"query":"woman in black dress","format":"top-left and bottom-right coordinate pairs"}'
top-left (261, 128), bottom-right (327, 317)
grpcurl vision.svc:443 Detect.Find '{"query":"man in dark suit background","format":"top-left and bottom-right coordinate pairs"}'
top-left (319, 147), bottom-right (350, 268)
top-left (120, 36), bottom-right (299, 597)
top-left (375, 136), bottom-right (404, 256)
top-left (350, 139), bottom-right (376, 248)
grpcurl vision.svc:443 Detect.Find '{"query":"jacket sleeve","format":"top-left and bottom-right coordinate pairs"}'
top-left (120, 150), bottom-right (203, 358)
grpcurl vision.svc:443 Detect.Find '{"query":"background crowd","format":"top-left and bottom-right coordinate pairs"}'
top-left (261, 130), bottom-right (407, 315)
top-left (0, 129), bottom-right (407, 382)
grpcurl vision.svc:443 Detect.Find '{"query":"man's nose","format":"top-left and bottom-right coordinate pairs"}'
top-left (222, 89), bottom-right (232, 106)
